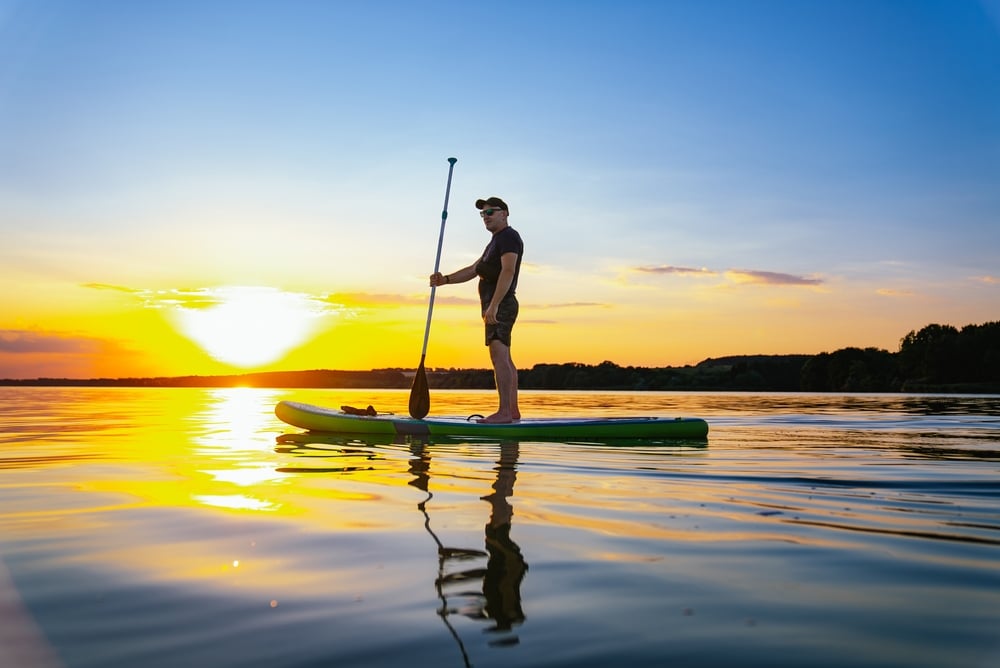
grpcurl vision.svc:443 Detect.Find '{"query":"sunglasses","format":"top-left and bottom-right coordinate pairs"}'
top-left (480, 208), bottom-right (504, 217)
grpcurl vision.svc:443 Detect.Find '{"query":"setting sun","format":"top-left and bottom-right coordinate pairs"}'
top-left (170, 287), bottom-right (326, 367)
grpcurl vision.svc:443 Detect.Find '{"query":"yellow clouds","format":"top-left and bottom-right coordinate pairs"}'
top-left (324, 292), bottom-right (478, 308)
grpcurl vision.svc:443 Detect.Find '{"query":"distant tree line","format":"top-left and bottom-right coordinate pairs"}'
top-left (798, 321), bottom-right (1000, 392)
top-left (0, 369), bottom-right (411, 389)
top-left (516, 356), bottom-right (813, 392)
top-left (3, 321), bottom-right (998, 393)
top-left (522, 320), bottom-right (1000, 393)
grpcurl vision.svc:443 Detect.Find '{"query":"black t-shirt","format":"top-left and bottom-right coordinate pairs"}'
top-left (476, 226), bottom-right (523, 303)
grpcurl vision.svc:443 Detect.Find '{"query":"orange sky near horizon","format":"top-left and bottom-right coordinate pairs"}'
top-left (3, 270), bottom-right (995, 380)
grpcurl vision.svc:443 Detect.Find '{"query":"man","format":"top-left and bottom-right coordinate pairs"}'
top-left (430, 196), bottom-right (523, 423)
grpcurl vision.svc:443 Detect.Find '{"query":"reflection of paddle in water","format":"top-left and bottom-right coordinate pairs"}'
top-left (408, 441), bottom-right (528, 665)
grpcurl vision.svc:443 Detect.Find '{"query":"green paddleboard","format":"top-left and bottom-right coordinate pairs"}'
top-left (275, 401), bottom-right (709, 440)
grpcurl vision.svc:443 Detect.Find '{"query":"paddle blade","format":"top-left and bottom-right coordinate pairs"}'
top-left (409, 363), bottom-right (430, 419)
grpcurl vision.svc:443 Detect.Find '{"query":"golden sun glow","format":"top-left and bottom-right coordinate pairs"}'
top-left (170, 287), bottom-right (326, 367)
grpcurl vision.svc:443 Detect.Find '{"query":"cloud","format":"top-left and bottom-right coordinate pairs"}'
top-left (973, 275), bottom-right (999, 285)
top-left (0, 329), bottom-right (100, 354)
top-left (328, 293), bottom-right (601, 310)
top-left (634, 265), bottom-right (718, 277)
top-left (725, 270), bottom-right (823, 286)
top-left (876, 288), bottom-right (915, 297)
top-left (326, 292), bottom-right (422, 306)
top-left (0, 330), bottom-right (135, 379)
top-left (145, 290), bottom-right (225, 310)
top-left (83, 283), bottom-right (221, 309)
top-left (324, 292), bottom-right (478, 307)
top-left (537, 301), bottom-right (608, 309)
top-left (80, 283), bottom-right (142, 293)
top-left (631, 265), bottom-right (823, 287)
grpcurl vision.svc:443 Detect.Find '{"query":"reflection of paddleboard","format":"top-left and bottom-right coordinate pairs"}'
top-left (275, 401), bottom-right (709, 440)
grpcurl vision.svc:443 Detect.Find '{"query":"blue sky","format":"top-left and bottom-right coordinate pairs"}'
top-left (1, 1), bottom-right (998, 377)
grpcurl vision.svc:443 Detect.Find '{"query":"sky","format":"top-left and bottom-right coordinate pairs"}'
top-left (1, 0), bottom-right (998, 379)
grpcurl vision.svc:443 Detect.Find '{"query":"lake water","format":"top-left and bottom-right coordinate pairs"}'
top-left (1, 387), bottom-right (998, 668)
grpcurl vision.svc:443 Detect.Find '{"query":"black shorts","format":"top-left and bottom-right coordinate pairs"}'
top-left (484, 296), bottom-right (518, 347)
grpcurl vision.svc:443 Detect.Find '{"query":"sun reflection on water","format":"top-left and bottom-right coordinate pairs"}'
top-left (189, 388), bottom-right (289, 511)
top-left (193, 494), bottom-right (277, 511)
top-left (194, 387), bottom-right (282, 453)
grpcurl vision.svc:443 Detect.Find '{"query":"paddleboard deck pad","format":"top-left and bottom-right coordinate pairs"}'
top-left (275, 401), bottom-right (709, 440)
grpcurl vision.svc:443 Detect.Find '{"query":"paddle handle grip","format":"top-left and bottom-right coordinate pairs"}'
top-left (431, 158), bottom-right (458, 275)
top-left (420, 157), bottom-right (457, 359)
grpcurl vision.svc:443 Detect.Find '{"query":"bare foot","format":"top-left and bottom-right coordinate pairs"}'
top-left (477, 412), bottom-right (514, 424)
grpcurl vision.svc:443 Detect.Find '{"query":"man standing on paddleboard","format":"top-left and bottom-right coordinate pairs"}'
top-left (430, 197), bottom-right (523, 423)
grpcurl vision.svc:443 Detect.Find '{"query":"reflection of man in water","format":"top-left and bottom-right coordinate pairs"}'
top-left (409, 441), bottom-right (528, 648)
top-left (480, 442), bottom-right (527, 633)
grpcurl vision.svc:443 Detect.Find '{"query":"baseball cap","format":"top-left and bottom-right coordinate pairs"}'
top-left (475, 197), bottom-right (509, 213)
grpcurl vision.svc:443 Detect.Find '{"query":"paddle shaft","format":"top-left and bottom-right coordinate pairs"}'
top-left (418, 157), bottom-right (457, 361)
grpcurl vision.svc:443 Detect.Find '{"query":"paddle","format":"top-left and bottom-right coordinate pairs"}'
top-left (409, 157), bottom-right (458, 419)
